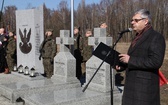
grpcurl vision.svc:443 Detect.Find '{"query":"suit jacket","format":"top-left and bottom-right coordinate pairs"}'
top-left (122, 27), bottom-right (166, 105)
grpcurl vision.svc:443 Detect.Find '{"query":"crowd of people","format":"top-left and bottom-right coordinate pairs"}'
top-left (73, 27), bottom-right (93, 84)
top-left (0, 27), bottom-right (16, 74)
top-left (39, 27), bottom-right (95, 81)
top-left (0, 8), bottom-right (166, 105)
top-left (38, 22), bottom-right (108, 80)
top-left (0, 26), bottom-right (95, 82)
top-left (34, 8), bottom-right (167, 105)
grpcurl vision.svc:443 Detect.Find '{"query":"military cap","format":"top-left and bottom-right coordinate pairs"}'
top-left (74, 26), bottom-right (80, 31)
top-left (99, 21), bottom-right (106, 27)
top-left (46, 29), bottom-right (53, 32)
top-left (8, 30), bottom-right (15, 33)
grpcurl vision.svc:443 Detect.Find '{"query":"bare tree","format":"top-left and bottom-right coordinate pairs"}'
top-left (2, 6), bottom-right (17, 32)
top-left (1, 0), bottom-right (168, 40)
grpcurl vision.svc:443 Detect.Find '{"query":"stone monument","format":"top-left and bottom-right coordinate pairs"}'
top-left (52, 30), bottom-right (78, 83)
top-left (88, 28), bottom-right (112, 50)
top-left (85, 28), bottom-right (114, 92)
top-left (15, 6), bottom-right (44, 75)
top-left (0, 27), bottom-right (122, 105)
top-left (22, 28), bottom-right (122, 105)
top-left (0, 30), bottom-right (81, 103)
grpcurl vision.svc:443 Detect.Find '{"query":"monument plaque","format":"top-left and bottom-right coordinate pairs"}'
top-left (15, 6), bottom-right (44, 74)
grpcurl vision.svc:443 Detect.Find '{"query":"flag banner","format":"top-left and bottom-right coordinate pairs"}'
top-left (159, 70), bottom-right (168, 86)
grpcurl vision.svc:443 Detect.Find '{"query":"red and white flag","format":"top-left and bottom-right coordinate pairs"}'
top-left (159, 70), bottom-right (168, 86)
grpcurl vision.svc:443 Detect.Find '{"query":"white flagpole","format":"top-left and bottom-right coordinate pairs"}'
top-left (71, 0), bottom-right (74, 38)
top-left (70, 0), bottom-right (74, 55)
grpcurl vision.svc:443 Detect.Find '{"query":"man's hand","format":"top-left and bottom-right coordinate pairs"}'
top-left (115, 65), bottom-right (121, 70)
top-left (119, 54), bottom-right (130, 63)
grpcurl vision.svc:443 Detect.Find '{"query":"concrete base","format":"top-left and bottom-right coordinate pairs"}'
top-left (11, 71), bottom-right (44, 81)
top-left (0, 74), bottom-right (123, 105)
top-left (24, 87), bottom-right (122, 105)
top-left (0, 78), bottom-right (80, 103)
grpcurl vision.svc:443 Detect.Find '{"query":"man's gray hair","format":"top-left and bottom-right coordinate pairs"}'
top-left (135, 9), bottom-right (152, 24)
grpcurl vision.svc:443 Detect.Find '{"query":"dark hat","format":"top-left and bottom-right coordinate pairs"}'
top-left (8, 30), bottom-right (15, 33)
top-left (74, 26), bottom-right (80, 31)
top-left (46, 29), bottom-right (53, 32)
top-left (99, 21), bottom-right (106, 27)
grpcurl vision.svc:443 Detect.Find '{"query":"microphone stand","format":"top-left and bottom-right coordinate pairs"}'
top-left (82, 33), bottom-right (124, 105)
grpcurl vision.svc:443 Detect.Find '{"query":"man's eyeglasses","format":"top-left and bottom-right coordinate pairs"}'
top-left (131, 18), bottom-right (145, 22)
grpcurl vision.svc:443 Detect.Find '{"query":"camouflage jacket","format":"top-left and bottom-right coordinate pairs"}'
top-left (6, 37), bottom-right (16, 55)
top-left (82, 36), bottom-right (93, 61)
top-left (74, 34), bottom-right (83, 51)
top-left (40, 36), bottom-right (56, 59)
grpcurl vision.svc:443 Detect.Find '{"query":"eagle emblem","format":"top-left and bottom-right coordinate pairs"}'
top-left (60, 38), bottom-right (63, 44)
top-left (19, 28), bottom-right (32, 54)
top-left (94, 38), bottom-right (99, 45)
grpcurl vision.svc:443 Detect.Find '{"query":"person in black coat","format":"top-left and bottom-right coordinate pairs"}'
top-left (116, 9), bottom-right (166, 105)
top-left (0, 28), bottom-right (8, 73)
top-left (73, 26), bottom-right (83, 80)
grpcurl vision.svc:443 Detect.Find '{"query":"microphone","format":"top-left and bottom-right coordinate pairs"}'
top-left (118, 28), bottom-right (133, 35)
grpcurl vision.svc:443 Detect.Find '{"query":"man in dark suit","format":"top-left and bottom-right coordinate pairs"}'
top-left (116, 9), bottom-right (166, 105)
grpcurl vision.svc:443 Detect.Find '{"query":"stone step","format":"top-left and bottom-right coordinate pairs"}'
top-left (24, 87), bottom-right (123, 105)
top-left (11, 72), bottom-right (44, 81)
top-left (0, 73), bottom-right (28, 84)
top-left (0, 76), bottom-right (80, 103)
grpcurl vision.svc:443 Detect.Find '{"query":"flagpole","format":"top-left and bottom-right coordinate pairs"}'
top-left (71, 0), bottom-right (74, 38)
top-left (70, 0), bottom-right (74, 55)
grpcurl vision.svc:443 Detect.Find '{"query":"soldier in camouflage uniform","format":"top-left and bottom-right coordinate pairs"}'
top-left (99, 22), bottom-right (110, 37)
top-left (6, 30), bottom-right (16, 73)
top-left (39, 29), bottom-right (56, 78)
top-left (73, 26), bottom-right (83, 80)
top-left (81, 29), bottom-right (93, 75)
top-left (99, 22), bottom-right (108, 28)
